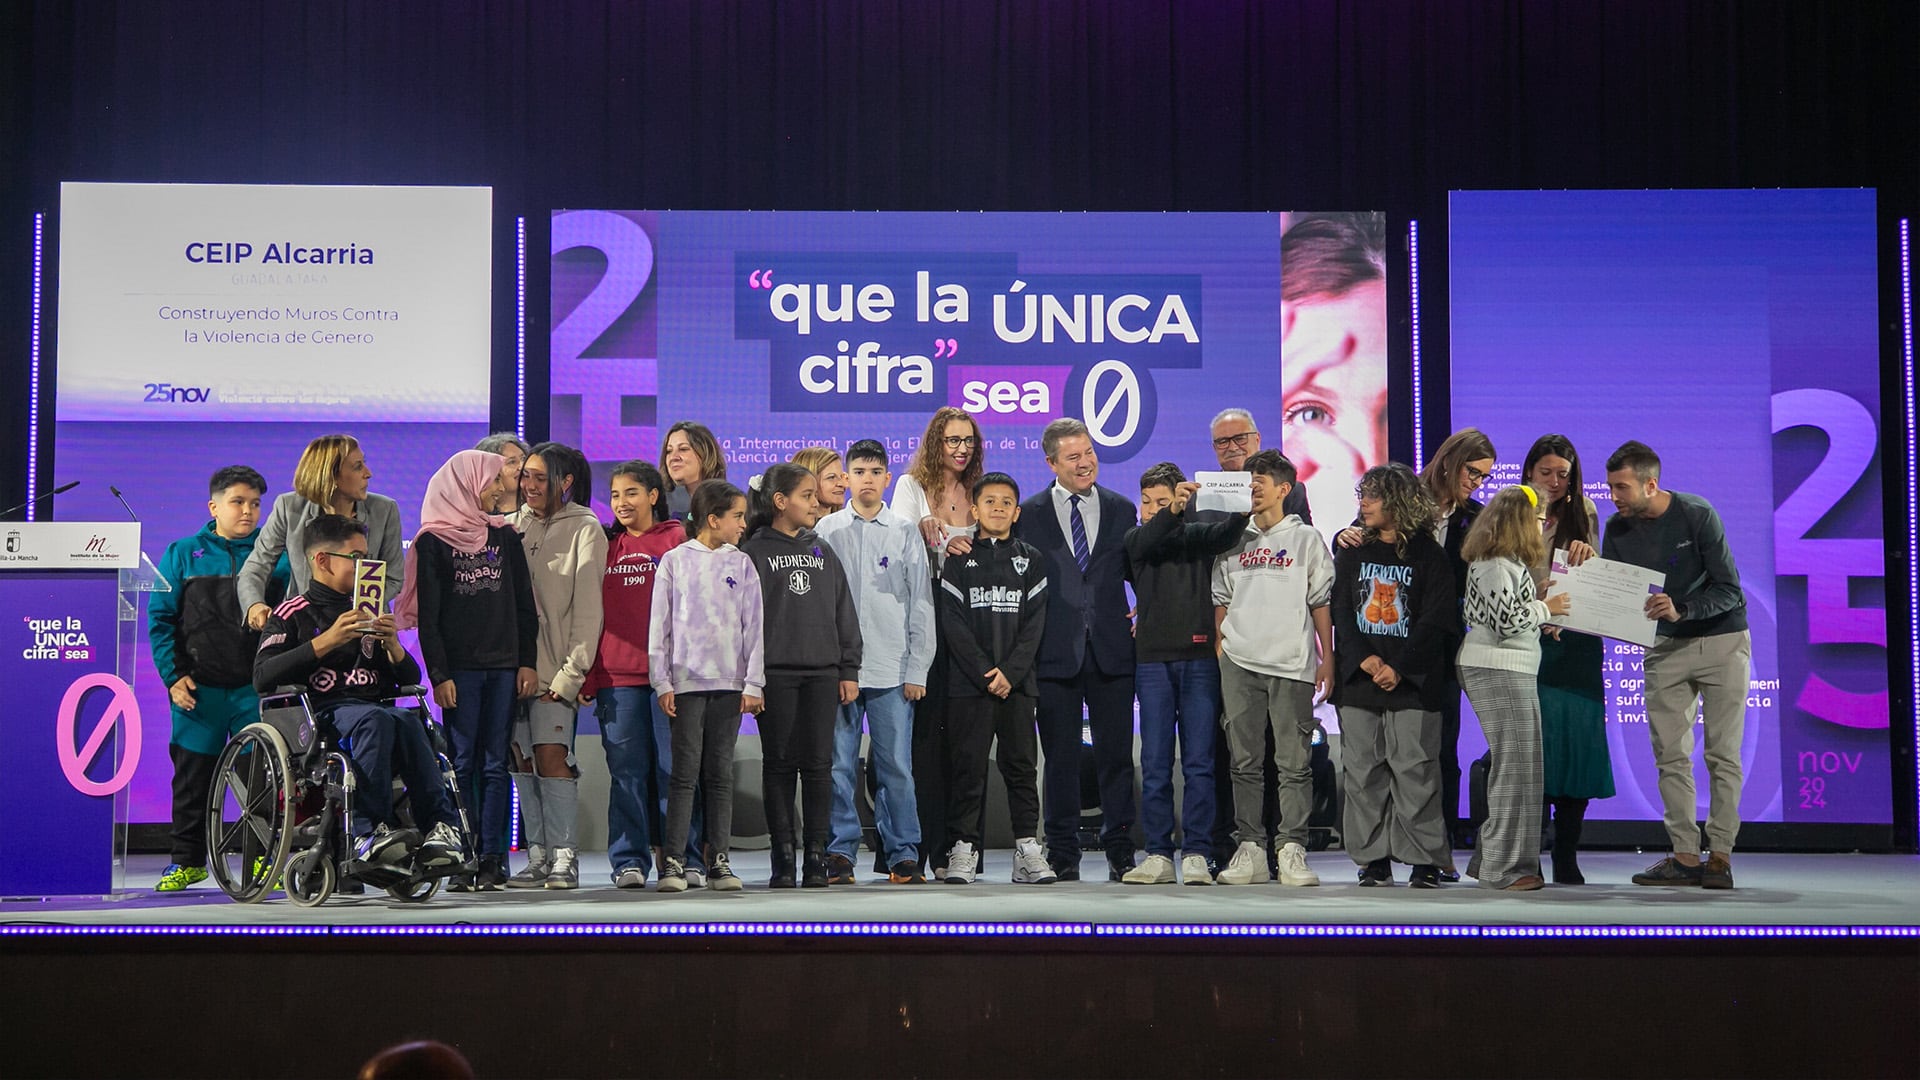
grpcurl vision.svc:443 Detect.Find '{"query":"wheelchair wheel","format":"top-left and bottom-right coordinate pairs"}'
top-left (205, 723), bottom-right (297, 904)
top-left (284, 847), bottom-right (335, 908)
top-left (386, 877), bottom-right (439, 904)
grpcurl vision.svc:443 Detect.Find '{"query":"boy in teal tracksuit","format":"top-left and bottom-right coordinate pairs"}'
top-left (148, 466), bottom-right (287, 891)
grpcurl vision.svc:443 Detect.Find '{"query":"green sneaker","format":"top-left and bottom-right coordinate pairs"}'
top-left (155, 864), bottom-right (209, 892)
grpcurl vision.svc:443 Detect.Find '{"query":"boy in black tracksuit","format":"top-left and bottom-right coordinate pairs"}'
top-left (254, 515), bottom-right (462, 867)
top-left (936, 473), bottom-right (1050, 884)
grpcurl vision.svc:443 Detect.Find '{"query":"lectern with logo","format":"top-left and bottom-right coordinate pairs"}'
top-left (0, 522), bottom-right (165, 896)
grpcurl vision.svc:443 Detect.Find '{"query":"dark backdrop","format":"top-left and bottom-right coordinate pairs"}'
top-left (1, 0), bottom-right (1915, 840)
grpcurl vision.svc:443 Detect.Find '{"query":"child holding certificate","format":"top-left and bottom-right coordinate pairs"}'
top-left (1456, 486), bottom-right (1572, 891)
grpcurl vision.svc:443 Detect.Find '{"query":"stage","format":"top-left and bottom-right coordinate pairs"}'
top-left (6, 850), bottom-right (1917, 1079)
top-left (10, 850), bottom-right (1917, 934)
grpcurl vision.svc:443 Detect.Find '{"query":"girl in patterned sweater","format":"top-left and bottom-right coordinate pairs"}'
top-left (1457, 486), bottom-right (1572, 891)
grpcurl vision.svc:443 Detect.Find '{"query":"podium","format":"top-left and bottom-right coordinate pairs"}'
top-left (0, 523), bottom-right (166, 897)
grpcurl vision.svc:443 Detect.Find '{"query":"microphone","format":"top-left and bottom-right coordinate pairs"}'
top-left (0, 481), bottom-right (80, 519)
top-left (109, 485), bottom-right (141, 522)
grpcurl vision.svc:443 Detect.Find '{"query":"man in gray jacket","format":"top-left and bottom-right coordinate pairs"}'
top-left (1599, 441), bottom-right (1750, 891)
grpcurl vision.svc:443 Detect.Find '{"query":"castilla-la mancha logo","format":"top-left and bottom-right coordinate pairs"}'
top-left (4, 531), bottom-right (19, 554)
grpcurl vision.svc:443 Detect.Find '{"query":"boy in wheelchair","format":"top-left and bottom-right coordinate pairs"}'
top-left (254, 514), bottom-right (467, 871)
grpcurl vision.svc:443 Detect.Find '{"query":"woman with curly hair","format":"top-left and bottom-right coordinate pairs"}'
top-left (1331, 463), bottom-right (1460, 888)
top-left (889, 407), bottom-right (984, 876)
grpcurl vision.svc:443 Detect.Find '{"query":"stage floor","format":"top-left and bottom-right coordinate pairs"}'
top-left (9, 850), bottom-right (1918, 934)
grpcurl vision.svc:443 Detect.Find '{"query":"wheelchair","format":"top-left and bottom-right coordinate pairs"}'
top-left (204, 685), bottom-right (478, 907)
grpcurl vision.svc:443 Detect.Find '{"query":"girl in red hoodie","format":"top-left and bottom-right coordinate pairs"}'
top-left (583, 461), bottom-right (691, 888)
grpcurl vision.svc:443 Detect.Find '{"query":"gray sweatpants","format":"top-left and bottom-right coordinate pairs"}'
top-left (1220, 655), bottom-right (1317, 848)
top-left (1338, 705), bottom-right (1449, 867)
top-left (664, 691), bottom-right (743, 861)
top-left (1460, 666), bottom-right (1543, 889)
top-left (1644, 630), bottom-right (1751, 856)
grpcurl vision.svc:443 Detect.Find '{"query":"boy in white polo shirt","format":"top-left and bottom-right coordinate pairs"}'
top-left (1211, 450), bottom-right (1334, 887)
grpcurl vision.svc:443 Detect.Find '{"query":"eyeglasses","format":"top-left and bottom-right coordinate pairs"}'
top-left (941, 436), bottom-right (979, 449)
top-left (1464, 465), bottom-right (1490, 485)
top-left (1212, 432), bottom-right (1256, 449)
top-left (312, 550), bottom-right (365, 564)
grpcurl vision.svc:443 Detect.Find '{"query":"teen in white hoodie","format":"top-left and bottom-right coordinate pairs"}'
top-left (1211, 451), bottom-right (1334, 887)
top-left (505, 443), bottom-right (607, 890)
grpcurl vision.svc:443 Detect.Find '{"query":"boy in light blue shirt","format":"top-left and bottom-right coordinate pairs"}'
top-left (814, 439), bottom-right (935, 883)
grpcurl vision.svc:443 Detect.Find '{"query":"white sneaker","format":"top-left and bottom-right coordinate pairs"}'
top-left (1180, 854), bottom-right (1214, 886)
top-left (613, 866), bottom-right (648, 889)
top-left (1012, 838), bottom-right (1058, 884)
top-left (685, 868), bottom-right (708, 889)
top-left (544, 847), bottom-right (579, 890)
top-left (1216, 841), bottom-right (1271, 885)
top-left (1122, 853), bottom-right (1176, 884)
top-left (1275, 841), bottom-right (1321, 887)
top-left (945, 841), bottom-right (978, 884)
top-left (506, 844), bottom-right (550, 888)
top-left (418, 822), bottom-right (466, 868)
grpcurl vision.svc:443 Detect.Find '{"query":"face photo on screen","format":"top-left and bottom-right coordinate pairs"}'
top-left (1279, 212), bottom-right (1389, 546)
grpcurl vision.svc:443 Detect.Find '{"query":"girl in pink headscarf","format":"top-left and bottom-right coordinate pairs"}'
top-left (399, 449), bottom-right (540, 890)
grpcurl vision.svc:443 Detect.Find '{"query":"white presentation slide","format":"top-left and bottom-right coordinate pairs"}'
top-left (57, 183), bottom-right (492, 423)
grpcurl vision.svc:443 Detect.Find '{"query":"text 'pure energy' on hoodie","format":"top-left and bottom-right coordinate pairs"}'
top-left (740, 526), bottom-right (862, 680)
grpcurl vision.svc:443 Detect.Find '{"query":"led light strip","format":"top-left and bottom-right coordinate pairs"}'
top-left (516, 215), bottom-right (527, 439)
top-left (1901, 217), bottom-right (1915, 834)
top-left (0, 922), bottom-right (1914, 939)
top-left (27, 212), bottom-right (44, 519)
top-left (1409, 219), bottom-right (1424, 470)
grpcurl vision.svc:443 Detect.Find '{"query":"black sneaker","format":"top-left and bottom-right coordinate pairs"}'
top-left (1631, 856), bottom-right (1705, 887)
top-left (888, 859), bottom-right (925, 884)
top-left (1409, 864), bottom-right (1443, 889)
top-left (1106, 851), bottom-right (1137, 883)
top-left (476, 854), bottom-right (509, 891)
top-left (1051, 861), bottom-right (1081, 883)
top-left (1700, 855), bottom-right (1734, 891)
top-left (826, 852), bottom-right (856, 885)
top-left (1357, 858), bottom-right (1392, 887)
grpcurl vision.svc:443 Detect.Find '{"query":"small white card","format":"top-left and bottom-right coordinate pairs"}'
top-left (1193, 471), bottom-right (1253, 513)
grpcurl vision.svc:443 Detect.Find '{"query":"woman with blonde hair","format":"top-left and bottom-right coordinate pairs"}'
top-left (791, 446), bottom-right (849, 514)
top-left (238, 433), bottom-right (403, 630)
top-left (1456, 485), bottom-right (1571, 891)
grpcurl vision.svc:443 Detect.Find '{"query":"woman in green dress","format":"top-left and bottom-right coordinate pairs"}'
top-left (1525, 434), bottom-right (1614, 884)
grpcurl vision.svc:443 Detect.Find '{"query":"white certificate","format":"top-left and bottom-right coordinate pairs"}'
top-left (1193, 471), bottom-right (1252, 513)
top-left (1545, 548), bottom-right (1666, 648)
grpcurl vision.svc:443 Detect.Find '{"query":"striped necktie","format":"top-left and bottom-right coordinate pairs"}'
top-left (1069, 493), bottom-right (1090, 573)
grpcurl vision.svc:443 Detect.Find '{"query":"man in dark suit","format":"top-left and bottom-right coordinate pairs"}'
top-left (1014, 417), bottom-right (1139, 881)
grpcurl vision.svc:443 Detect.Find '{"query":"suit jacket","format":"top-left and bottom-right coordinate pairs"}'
top-left (1014, 482), bottom-right (1137, 679)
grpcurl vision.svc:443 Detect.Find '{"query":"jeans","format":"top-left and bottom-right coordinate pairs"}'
top-left (1135, 659), bottom-right (1218, 859)
top-left (664, 691), bottom-right (743, 860)
top-left (444, 669), bottom-right (515, 857)
top-left (831, 686), bottom-right (922, 867)
top-left (649, 692), bottom-right (706, 872)
top-left (325, 700), bottom-right (452, 839)
top-left (596, 686), bottom-right (658, 875)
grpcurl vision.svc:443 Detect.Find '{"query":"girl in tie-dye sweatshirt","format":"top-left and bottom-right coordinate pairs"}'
top-left (647, 480), bottom-right (764, 892)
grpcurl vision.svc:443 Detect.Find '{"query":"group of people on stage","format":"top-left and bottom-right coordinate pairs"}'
top-left (147, 403), bottom-right (1752, 897)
